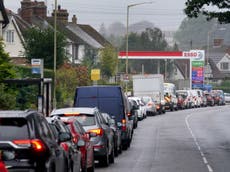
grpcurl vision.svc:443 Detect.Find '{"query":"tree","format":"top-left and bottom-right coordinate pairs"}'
top-left (119, 27), bottom-right (169, 74)
top-left (56, 64), bottom-right (90, 107)
top-left (0, 39), bottom-right (17, 109)
top-left (174, 15), bottom-right (216, 50)
top-left (24, 27), bottom-right (67, 69)
top-left (184, 0), bottom-right (230, 23)
top-left (99, 45), bottom-right (118, 79)
top-left (0, 39), bottom-right (15, 81)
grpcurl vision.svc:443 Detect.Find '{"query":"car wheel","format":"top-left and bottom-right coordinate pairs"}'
top-left (81, 158), bottom-right (87, 172)
top-left (114, 141), bottom-right (119, 157)
top-left (109, 147), bottom-right (115, 164)
top-left (100, 148), bottom-right (109, 167)
top-left (87, 157), bottom-right (95, 172)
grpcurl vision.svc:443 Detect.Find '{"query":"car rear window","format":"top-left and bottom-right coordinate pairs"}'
top-left (74, 114), bottom-right (95, 126)
top-left (0, 118), bottom-right (29, 141)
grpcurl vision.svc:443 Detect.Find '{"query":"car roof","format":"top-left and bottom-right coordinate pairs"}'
top-left (0, 110), bottom-right (37, 118)
top-left (50, 107), bottom-right (98, 116)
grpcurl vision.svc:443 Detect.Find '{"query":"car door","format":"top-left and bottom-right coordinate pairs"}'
top-left (37, 116), bottom-right (67, 172)
top-left (96, 111), bottom-right (114, 155)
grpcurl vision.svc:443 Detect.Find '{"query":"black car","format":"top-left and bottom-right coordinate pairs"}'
top-left (128, 99), bottom-right (139, 129)
top-left (46, 117), bottom-right (82, 172)
top-left (101, 112), bottom-right (122, 156)
top-left (0, 110), bottom-right (69, 172)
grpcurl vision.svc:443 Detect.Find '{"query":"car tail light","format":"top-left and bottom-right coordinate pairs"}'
top-left (156, 104), bottom-right (160, 110)
top-left (72, 137), bottom-right (78, 143)
top-left (13, 139), bottom-right (45, 152)
top-left (89, 128), bottom-right (104, 136)
top-left (121, 119), bottom-right (126, 131)
top-left (60, 142), bottom-right (69, 152)
top-left (127, 112), bottom-right (131, 117)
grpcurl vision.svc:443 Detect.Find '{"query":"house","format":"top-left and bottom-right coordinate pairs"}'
top-left (2, 11), bottom-right (29, 64)
top-left (0, 0), bottom-right (9, 36)
top-left (3, 0), bottom-right (111, 65)
top-left (208, 39), bottom-right (230, 78)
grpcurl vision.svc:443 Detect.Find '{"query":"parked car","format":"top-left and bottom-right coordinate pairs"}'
top-left (0, 110), bottom-right (69, 172)
top-left (211, 90), bottom-right (225, 105)
top-left (61, 118), bottom-right (95, 172)
top-left (51, 107), bottom-right (115, 167)
top-left (204, 92), bottom-right (215, 106)
top-left (176, 94), bottom-right (186, 110)
top-left (73, 85), bottom-right (133, 150)
top-left (190, 89), bottom-right (202, 107)
top-left (101, 112), bottom-right (122, 156)
top-left (46, 117), bottom-right (82, 172)
top-left (128, 97), bottom-right (145, 120)
top-left (224, 92), bottom-right (230, 104)
top-left (141, 96), bottom-right (157, 116)
top-left (176, 90), bottom-right (193, 108)
top-left (128, 99), bottom-right (139, 129)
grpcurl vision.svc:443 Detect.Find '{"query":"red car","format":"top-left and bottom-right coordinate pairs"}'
top-left (0, 151), bottom-right (9, 172)
top-left (0, 160), bottom-right (8, 172)
top-left (62, 117), bottom-right (95, 172)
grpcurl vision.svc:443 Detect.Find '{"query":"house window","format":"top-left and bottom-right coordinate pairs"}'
top-left (220, 62), bottom-right (229, 70)
top-left (6, 30), bottom-right (14, 43)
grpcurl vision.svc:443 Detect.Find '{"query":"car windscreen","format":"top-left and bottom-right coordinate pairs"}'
top-left (66, 114), bottom-right (96, 126)
top-left (0, 118), bottom-right (29, 141)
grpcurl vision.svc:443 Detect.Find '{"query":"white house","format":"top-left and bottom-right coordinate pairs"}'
top-left (3, 13), bottom-right (26, 59)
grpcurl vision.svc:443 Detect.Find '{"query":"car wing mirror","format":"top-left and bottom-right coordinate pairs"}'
top-left (58, 132), bottom-right (71, 143)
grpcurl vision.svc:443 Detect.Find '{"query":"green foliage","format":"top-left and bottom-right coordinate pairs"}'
top-left (99, 45), bottom-right (118, 79)
top-left (213, 80), bottom-right (230, 92)
top-left (119, 27), bottom-right (169, 74)
top-left (184, 0), bottom-right (230, 23)
top-left (24, 27), bottom-right (67, 69)
top-left (56, 64), bottom-right (90, 107)
top-left (0, 84), bottom-right (17, 110)
top-left (14, 65), bottom-right (53, 79)
top-left (81, 45), bottom-right (99, 71)
top-left (0, 39), bottom-right (16, 81)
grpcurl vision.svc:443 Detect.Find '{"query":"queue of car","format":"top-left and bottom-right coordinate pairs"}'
top-left (0, 85), bottom-right (228, 172)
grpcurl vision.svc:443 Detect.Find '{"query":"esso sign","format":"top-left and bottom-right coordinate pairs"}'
top-left (183, 52), bottom-right (198, 57)
top-left (183, 50), bottom-right (205, 61)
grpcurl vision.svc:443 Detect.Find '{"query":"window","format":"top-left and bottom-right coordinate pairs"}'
top-left (220, 62), bottom-right (229, 70)
top-left (6, 30), bottom-right (14, 43)
top-left (0, 118), bottom-right (29, 140)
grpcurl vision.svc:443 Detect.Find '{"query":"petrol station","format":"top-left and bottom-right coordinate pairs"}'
top-left (118, 50), bottom-right (205, 89)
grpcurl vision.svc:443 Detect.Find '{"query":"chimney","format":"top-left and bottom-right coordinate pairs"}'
top-left (19, 0), bottom-right (47, 24)
top-left (72, 15), bottom-right (77, 24)
top-left (213, 38), bottom-right (224, 47)
top-left (52, 5), bottom-right (69, 24)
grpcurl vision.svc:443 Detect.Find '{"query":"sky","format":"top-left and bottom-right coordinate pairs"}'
top-left (4, 0), bottom-right (187, 31)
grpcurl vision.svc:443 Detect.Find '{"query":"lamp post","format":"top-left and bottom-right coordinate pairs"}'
top-left (53, 0), bottom-right (57, 109)
top-left (125, 1), bottom-right (153, 93)
top-left (126, 2), bottom-right (154, 74)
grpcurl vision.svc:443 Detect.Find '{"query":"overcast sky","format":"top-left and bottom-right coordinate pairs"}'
top-left (4, 0), bottom-right (187, 31)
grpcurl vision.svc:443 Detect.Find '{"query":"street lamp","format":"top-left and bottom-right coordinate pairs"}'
top-left (126, 2), bottom-right (154, 74)
top-left (53, 0), bottom-right (57, 109)
top-left (125, 1), bottom-right (153, 92)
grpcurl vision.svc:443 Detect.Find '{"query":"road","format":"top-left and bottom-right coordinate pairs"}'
top-left (96, 105), bottom-right (230, 172)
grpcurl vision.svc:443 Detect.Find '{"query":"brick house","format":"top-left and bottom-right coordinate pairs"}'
top-left (3, 0), bottom-right (111, 65)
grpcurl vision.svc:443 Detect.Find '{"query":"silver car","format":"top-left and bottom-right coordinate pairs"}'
top-left (141, 96), bottom-right (157, 116)
top-left (51, 107), bottom-right (115, 167)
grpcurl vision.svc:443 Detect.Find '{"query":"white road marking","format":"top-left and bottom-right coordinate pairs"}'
top-left (185, 114), bottom-right (214, 172)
